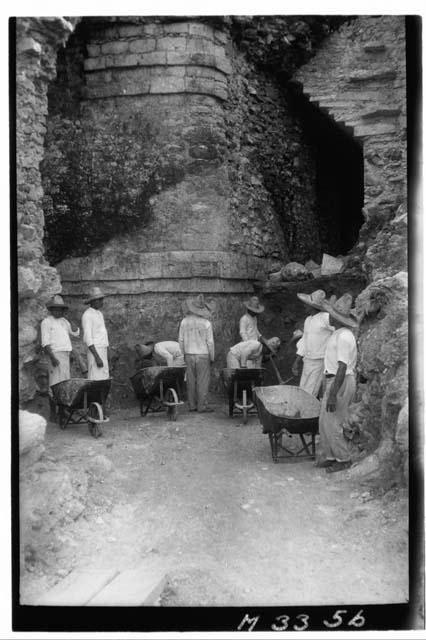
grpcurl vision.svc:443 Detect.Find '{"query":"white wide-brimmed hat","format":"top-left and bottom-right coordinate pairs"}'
top-left (322, 294), bottom-right (359, 329)
top-left (297, 289), bottom-right (328, 311)
top-left (46, 294), bottom-right (68, 309)
top-left (244, 296), bottom-right (265, 314)
top-left (266, 336), bottom-right (281, 351)
top-left (85, 286), bottom-right (106, 304)
top-left (185, 294), bottom-right (215, 319)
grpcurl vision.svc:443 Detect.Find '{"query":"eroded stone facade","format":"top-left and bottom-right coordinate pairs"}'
top-left (16, 17), bottom-right (76, 402)
top-left (16, 15), bottom-right (409, 481)
top-left (43, 17), bottom-right (329, 384)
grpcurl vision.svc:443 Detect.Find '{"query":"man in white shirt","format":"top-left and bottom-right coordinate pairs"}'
top-left (239, 296), bottom-right (278, 361)
top-left (82, 287), bottom-right (109, 381)
top-left (292, 290), bottom-right (335, 396)
top-left (178, 294), bottom-right (215, 413)
top-left (153, 341), bottom-right (185, 367)
top-left (316, 294), bottom-right (359, 473)
top-left (239, 296), bottom-right (264, 342)
top-left (135, 340), bottom-right (185, 368)
top-left (40, 295), bottom-right (80, 387)
top-left (227, 337), bottom-right (281, 369)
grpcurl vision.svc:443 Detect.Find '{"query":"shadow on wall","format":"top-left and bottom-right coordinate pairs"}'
top-left (289, 90), bottom-right (365, 256)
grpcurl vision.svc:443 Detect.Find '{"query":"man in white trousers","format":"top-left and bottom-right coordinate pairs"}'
top-left (292, 289), bottom-right (335, 397)
top-left (82, 287), bottom-right (110, 381)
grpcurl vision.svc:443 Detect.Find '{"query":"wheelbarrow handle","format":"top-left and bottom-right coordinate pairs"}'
top-left (269, 357), bottom-right (294, 385)
top-left (269, 356), bottom-right (284, 384)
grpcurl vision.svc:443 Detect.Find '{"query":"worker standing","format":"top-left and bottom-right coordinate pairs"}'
top-left (82, 287), bottom-right (109, 381)
top-left (316, 293), bottom-right (359, 473)
top-left (178, 294), bottom-right (215, 413)
top-left (292, 290), bottom-right (335, 397)
top-left (239, 296), bottom-right (264, 342)
top-left (40, 294), bottom-right (80, 388)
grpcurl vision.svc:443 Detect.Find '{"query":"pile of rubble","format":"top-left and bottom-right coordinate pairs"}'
top-left (267, 252), bottom-right (347, 282)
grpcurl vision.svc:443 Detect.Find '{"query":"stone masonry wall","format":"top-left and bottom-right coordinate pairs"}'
top-left (292, 16), bottom-right (408, 479)
top-left (16, 17), bottom-right (76, 402)
top-left (44, 16), bottom-right (323, 389)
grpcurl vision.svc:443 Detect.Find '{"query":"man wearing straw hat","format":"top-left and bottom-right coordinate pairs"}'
top-left (178, 294), bottom-right (215, 413)
top-left (292, 289), bottom-right (335, 397)
top-left (82, 287), bottom-right (110, 381)
top-left (135, 340), bottom-right (185, 368)
top-left (316, 294), bottom-right (359, 473)
top-left (226, 337), bottom-right (281, 369)
top-left (239, 296), bottom-right (264, 342)
top-left (239, 296), bottom-right (277, 365)
top-left (40, 294), bottom-right (80, 388)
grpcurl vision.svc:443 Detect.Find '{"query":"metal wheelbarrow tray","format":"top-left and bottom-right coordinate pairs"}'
top-left (130, 365), bottom-right (186, 421)
top-left (51, 377), bottom-right (111, 438)
top-left (254, 385), bottom-right (320, 462)
top-left (221, 368), bottom-right (264, 424)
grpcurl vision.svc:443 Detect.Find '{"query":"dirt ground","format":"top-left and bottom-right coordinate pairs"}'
top-left (20, 395), bottom-right (409, 607)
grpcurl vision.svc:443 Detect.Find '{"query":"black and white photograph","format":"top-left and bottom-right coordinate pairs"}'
top-left (8, 0), bottom-right (423, 635)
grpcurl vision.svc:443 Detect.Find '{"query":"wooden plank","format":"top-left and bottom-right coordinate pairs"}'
top-left (35, 567), bottom-right (119, 606)
top-left (86, 561), bottom-right (169, 606)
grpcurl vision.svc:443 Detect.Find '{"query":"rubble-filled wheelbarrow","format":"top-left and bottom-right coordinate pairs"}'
top-left (130, 366), bottom-right (186, 421)
top-left (221, 368), bottom-right (264, 424)
top-left (50, 378), bottom-right (111, 438)
top-left (254, 385), bottom-right (320, 462)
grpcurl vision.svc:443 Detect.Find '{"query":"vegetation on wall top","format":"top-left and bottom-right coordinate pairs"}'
top-left (41, 111), bottom-right (184, 265)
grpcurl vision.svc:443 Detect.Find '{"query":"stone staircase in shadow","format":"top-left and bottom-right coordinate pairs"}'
top-left (290, 17), bottom-right (405, 144)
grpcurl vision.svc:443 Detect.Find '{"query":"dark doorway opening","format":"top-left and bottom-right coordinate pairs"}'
top-left (290, 90), bottom-right (364, 255)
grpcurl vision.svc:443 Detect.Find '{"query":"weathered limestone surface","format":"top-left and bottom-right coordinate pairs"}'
top-left (45, 17), bottom-right (324, 387)
top-left (16, 17), bottom-right (76, 402)
top-left (293, 15), bottom-right (407, 267)
top-left (19, 409), bottom-right (89, 579)
top-left (293, 16), bottom-right (408, 478)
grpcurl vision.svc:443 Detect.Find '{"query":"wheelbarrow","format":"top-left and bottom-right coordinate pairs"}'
top-left (50, 378), bottom-right (111, 438)
top-left (130, 365), bottom-right (186, 421)
top-left (221, 367), bottom-right (264, 424)
top-left (254, 385), bottom-right (320, 462)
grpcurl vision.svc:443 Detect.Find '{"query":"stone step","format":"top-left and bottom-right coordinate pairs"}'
top-left (349, 68), bottom-right (397, 83)
top-left (308, 94), bottom-right (337, 103)
top-left (86, 562), bottom-right (169, 606)
top-left (361, 106), bottom-right (401, 119)
top-left (363, 41), bottom-right (387, 52)
top-left (35, 567), bottom-right (119, 606)
top-left (354, 122), bottom-right (398, 138)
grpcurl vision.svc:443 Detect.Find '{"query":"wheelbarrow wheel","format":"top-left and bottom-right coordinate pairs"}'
top-left (87, 402), bottom-right (103, 438)
top-left (165, 388), bottom-right (179, 421)
top-left (228, 395), bottom-right (234, 417)
top-left (242, 390), bottom-right (248, 425)
top-left (58, 406), bottom-right (67, 429)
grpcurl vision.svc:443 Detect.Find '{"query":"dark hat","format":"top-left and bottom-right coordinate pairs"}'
top-left (47, 294), bottom-right (68, 309)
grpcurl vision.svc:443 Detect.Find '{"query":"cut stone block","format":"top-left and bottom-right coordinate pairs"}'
top-left (321, 253), bottom-right (344, 275)
top-left (354, 122), bottom-right (398, 138)
top-left (101, 41), bottom-right (129, 56)
top-left (87, 562), bottom-right (168, 606)
top-left (364, 41), bottom-right (386, 52)
top-left (35, 567), bottom-right (119, 606)
top-left (349, 68), bottom-right (396, 82)
top-left (361, 107), bottom-right (401, 119)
